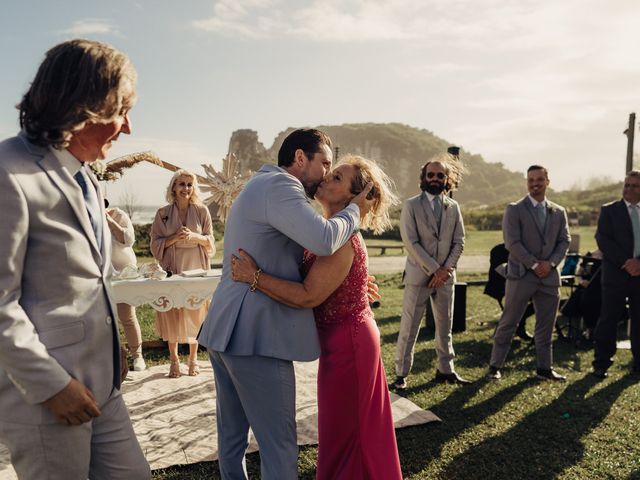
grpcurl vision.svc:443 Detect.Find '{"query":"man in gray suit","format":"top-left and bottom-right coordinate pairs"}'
top-left (392, 154), bottom-right (468, 390)
top-left (0, 39), bottom-right (150, 479)
top-left (488, 165), bottom-right (570, 381)
top-left (591, 170), bottom-right (640, 379)
top-left (198, 129), bottom-right (371, 479)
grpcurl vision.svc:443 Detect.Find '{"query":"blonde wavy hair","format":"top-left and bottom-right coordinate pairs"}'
top-left (339, 154), bottom-right (399, 235)
top-left (165, 169), bottom-right (202, 205)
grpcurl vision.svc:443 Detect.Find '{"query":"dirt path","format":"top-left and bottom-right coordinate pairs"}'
top-left (369, 255), bottom-right (489, 275)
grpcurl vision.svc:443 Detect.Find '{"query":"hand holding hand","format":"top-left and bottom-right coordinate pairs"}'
top-left (428, 266), bottom-right (452, 288)
top-left (534, 261), bottom-right (552, 278)
top-left (42, 378), bottom-right (101, 425)
top-left (231, 249), bottom-right (259, 284)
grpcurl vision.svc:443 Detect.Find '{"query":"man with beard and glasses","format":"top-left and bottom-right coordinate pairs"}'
top-left (391, 154), bottom-right (469, 390)
top-left (198, 128), bottom-right (372, 479)
top-left (487, 165), bottom-right (570, 382)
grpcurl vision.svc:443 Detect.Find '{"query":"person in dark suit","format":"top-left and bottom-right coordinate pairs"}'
top-left (592, 170), bottom-right (640, 378)
top-left (487, 165), bottom-right (571, 381)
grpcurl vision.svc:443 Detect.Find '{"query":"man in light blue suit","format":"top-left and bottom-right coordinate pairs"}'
top-left (198, 129), bottom-right (371, 479)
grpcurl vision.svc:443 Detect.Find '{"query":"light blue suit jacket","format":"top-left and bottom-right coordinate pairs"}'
top-left (198, 165), bottom-right (359, 361)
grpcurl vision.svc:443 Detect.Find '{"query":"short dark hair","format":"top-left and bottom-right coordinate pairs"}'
top-left (527, 165), bottom-right (549, 178)
top-left (277, 128), bottom-right (333, 167)
top-left (18, 38), bottom-right (137, 149)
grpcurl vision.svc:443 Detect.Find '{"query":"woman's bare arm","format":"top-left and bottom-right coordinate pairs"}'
top-left (231, 242), bottom-right (354, 309)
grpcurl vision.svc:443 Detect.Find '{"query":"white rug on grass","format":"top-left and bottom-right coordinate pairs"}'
top-left (0, 360), bottom-right (439, 477)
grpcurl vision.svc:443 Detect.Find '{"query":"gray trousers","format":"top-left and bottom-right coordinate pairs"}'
top-left (490, 277), bottom-right (560, 370)
top-left (0, 389), bottom-right (150, 480)
top-left (395, 282), bottom-right (456, 377)
top-left (210, 350), bottom-right (298, 480)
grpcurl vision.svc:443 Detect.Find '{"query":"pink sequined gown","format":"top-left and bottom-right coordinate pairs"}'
top-left (303, 235), bottom-right (402, 480)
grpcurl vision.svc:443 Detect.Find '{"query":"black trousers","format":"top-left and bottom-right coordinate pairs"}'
top-left (593, 277), bottom-right (640, 370)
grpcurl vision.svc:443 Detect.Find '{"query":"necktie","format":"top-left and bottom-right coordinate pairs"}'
top-left (433, 195), bottom-right (442, 225)
top-left (74, 165), bottom-right (103, 252)
top-left (630, 204), bottom-right (640, 258)
top-left (535, 203), bottom-right (546, 229)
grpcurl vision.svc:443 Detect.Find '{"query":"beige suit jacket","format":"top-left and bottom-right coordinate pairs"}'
top-left (0, 133), bottom-right (119, 425)
top-left (400, 191), bottom-right (465, 286)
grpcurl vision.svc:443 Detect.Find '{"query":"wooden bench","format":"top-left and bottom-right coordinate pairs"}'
top-left (368, 244), bottom-right (404, 255)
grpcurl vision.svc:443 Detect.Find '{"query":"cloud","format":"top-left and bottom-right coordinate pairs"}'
top-left (60, 19), bottom-right (118, 36)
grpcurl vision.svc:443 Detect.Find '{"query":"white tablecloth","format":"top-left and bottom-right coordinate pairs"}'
top-left (111, 269), bottom-right (222, 312)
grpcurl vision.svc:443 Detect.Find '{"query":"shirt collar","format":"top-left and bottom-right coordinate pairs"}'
top-left (424, 191), bottom-right (442, 203)
top-left (49, 146), bottom-right (84, 176)
top-left (624, 199), bottom-right (640, 209)
top-left (528, 195), bottom-right (546, 208)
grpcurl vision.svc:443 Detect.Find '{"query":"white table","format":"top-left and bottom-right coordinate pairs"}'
top-left (111, 269), bottom-right (222, 312)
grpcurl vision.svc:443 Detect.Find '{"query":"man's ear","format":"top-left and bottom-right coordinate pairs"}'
top-left (294, 148), bottom-right (307, 167)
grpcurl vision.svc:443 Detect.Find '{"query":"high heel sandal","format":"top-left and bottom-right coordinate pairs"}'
top-left (169, 360), bottom-right (181, 378)
top-left (188, 361), bottom-right (200, 376)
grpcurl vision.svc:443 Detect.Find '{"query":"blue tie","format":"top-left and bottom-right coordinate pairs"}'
top-left (74, 165), bottom-right (103, 252)
top-left (630, 204), bottom-right (640, 258)
top-left (535, 203), bottom-right (546, 229)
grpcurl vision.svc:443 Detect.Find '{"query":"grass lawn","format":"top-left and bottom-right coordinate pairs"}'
top-left (131, 271), bottom-right (639, 480)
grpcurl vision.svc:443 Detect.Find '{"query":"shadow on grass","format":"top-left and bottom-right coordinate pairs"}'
top-left (397, 377), bottom-right (533, 477)
top-left (440, 374), bottom-right (631, 480)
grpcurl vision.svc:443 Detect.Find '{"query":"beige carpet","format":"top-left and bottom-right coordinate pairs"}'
top-left (0, 360), bottom-right (439, 477)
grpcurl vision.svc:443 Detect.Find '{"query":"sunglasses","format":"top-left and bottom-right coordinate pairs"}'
top-left (426, 172), bottom-right (446, 179)
top-left (176, 182), bottom-right (194, 188)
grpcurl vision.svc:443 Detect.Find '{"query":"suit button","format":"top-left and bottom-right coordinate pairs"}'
top-left (106, 316), bottom-right (113, 325)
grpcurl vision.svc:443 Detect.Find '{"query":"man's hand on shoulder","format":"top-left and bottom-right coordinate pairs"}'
top-left (42, 378), bottom-right (101, 425)
top-left (350, 182), bottom-right (375, 218)
top-left (623, 258), bottom-right (640, 277)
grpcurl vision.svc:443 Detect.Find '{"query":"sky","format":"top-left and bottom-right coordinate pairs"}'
top-left (2, 0), bottom-right (639, 210)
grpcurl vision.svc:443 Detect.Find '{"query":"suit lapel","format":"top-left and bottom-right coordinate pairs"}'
top-left (615, 199), bottom-right (633, 235)
top-left (37, 152), bottom-right (103, 261)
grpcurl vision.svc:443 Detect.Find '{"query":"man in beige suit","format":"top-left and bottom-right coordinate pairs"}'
top-left (488, 165), bottom-right (570, 381)
top-left (0, 39), bottom-right (150, 479)
top-left (392, 154), bottom-right (468, 390)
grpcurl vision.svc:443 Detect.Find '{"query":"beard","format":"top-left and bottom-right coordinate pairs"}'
top-left (421, 180), bottom-right (445, 195)
top-left (303, 181), bottom-right (321, 199)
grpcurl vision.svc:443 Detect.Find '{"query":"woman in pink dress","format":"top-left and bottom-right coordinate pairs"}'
top-left (151, 169), bottom-right (216, 378)
top-left (231, 155), bottom-right (402, 479)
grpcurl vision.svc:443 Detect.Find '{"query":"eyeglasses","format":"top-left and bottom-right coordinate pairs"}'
top-left (177, 182), bottom-right (193, 188)
top-left (426, 172), bottom-right (446, 179)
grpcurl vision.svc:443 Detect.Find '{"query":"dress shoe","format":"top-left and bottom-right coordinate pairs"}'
top-left (435, 370), bottom-right (471, 385)
top-left (487, 366), bottom-right (502, 380)
top-left (536, 368), bottom-right (566, 382)
top-left (133, 357), bottom-right (147, 372)
top-left (390, 376), bottom-right (407, 390)
top-left (591, 368), bottom-right (608, 379)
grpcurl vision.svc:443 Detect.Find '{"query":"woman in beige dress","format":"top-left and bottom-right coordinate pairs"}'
top-left (151, 169), bottom-right (216, 377)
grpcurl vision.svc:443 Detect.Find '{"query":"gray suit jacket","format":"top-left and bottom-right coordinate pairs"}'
top-left (0, 133), bottom-right (119, 425)
top-left (400, 192), bottom-right (465, 286)
top-left (198, 164), bottom-right (359, 361)
top-left (503, 196), bottom-right (571, 286)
